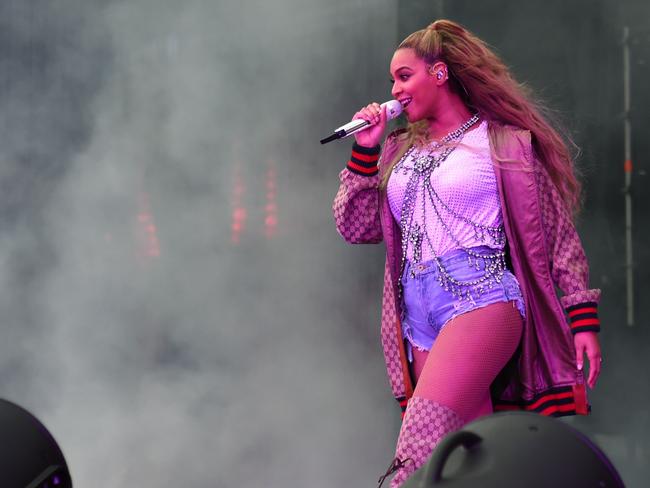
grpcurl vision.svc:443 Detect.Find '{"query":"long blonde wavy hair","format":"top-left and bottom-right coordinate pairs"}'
top-left (381, 19), bottom-right (582, 215)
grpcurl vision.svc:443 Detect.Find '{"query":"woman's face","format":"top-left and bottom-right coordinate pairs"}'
top-left (390, 48), bottom-right (440, 123)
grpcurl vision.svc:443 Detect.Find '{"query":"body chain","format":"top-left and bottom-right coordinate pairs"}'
top-left (395, 114), bottom-right (507, 303)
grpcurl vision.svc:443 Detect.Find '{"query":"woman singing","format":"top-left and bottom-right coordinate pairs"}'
top-left (332, 20), bottom-right (602, 487)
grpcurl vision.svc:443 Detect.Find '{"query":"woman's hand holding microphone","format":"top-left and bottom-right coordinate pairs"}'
top-left (352, 102), bottom-right (388, 148)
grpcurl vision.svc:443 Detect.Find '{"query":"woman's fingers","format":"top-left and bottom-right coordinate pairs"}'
top-left (587, 353), bottom-right (602, 389)
top-left (353, 103), bottom-right (387, 147)
top-left (355, 103), bottom-right (382, 124)
top-left (575, 338), bottom-right (585, 372)
top-left (574, 332), bottom-right (602, 390)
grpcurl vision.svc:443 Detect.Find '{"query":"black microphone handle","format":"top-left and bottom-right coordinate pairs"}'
top-left (320, 129), bottom-right (346, 145)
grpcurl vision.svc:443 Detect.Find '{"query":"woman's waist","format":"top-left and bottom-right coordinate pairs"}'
top-left (403, 245), bottom-right (506, 279)
top-left (407, 230), bottom-right (505, 262)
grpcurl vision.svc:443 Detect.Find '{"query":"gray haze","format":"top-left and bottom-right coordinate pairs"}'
top-left (1, 0), bottom-right (648, 487)
top-left (1, 0), bottom-right (398, 486)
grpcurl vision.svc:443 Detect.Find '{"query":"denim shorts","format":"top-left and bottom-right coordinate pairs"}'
top-left (401, 247), bottom-right (526, 363)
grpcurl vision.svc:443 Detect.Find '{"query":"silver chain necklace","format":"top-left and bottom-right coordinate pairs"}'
top-left (394, 114), bottom-right (507, 303)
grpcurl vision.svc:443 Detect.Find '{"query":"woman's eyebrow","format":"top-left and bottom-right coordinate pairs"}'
top-left (390, 66), bottom-right (413, 76)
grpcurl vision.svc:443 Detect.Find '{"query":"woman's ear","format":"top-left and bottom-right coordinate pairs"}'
top-left (428, 61), bottom-right (448, 83)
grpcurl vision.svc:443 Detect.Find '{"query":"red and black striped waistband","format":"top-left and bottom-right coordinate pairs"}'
top-left (493, 384), bottom-right (589, 417)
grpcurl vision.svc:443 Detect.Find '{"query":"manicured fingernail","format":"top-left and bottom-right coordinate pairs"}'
top-left (577, 363), bottom-right (583, 371)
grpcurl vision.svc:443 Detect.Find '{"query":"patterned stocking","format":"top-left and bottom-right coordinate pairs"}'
top-left (389, 397), bottom-right (464, 487)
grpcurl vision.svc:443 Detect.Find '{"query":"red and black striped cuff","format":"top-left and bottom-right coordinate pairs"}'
top-left (347, 142), bottom-right (380, 176)
top-left (566, 302), bottom-right (600, 334)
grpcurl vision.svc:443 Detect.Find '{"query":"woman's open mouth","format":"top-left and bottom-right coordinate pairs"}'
top-left (399, 97), bottom-right (412, 108)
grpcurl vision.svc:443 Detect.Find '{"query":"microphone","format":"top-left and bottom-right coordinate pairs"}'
top-left (320, 100), bottom-right (403, 144)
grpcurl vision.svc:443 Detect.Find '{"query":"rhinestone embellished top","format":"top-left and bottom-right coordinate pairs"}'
top-left (386, 115), bottom-right (508, 302)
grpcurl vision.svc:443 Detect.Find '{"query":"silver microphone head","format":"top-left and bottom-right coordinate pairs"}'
top-left (382, 99), bottom-right (403, 120)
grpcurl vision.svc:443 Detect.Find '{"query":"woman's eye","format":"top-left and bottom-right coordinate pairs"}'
top-left (389, 74), bottom-right (410, 84)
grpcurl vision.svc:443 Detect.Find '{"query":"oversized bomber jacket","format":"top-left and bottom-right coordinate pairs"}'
top-left (333, 122), bottom-right (601, 417)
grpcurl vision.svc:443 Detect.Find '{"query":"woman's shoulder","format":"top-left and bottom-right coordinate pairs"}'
top-left (487, 120), bottom-right (531, 141)
top-left (385, 127), bottom-right (409, 145)
top-left (380, 128), bottom-right (409, 159)
top-left (486, 120), bottom-right (535, 167)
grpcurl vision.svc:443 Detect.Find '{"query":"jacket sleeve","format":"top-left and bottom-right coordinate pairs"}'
top-left (332, 142), bottom-right (384, 244)
top-left (535, 159), bottom-right (601, 334)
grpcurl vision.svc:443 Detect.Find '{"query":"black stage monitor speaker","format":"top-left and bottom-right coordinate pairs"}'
top-left (0, 399), bottom-right (72, 488)
top-left (403, 411), bottom-right (624, 488)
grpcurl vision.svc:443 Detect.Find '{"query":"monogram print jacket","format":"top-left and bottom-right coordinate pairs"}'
top-left (333, 122), bottom-right (601, 417)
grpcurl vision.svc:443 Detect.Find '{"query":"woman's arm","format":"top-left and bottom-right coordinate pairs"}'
top-left (535, 159), bottom-right (601, 332)
top-left (535, 159), bottom-right (602, 388)
top-left (332, 142), bottom-right (384, 244)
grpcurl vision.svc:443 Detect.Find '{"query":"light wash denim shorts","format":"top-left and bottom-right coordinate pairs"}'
top-left (401, 247), bottom-right (526, 363)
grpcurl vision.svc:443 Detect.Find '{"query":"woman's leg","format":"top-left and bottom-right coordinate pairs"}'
top-left (390, 301), bottom-right (522, 487)
top-left (410, 347), bottom-right (429, 384)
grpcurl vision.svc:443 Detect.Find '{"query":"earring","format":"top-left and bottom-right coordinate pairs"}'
top-left (437, 71), bottom-right (444, 80)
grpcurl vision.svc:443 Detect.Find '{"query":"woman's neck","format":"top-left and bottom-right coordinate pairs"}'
top-left (425, 92), bottom-right (474, 142)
